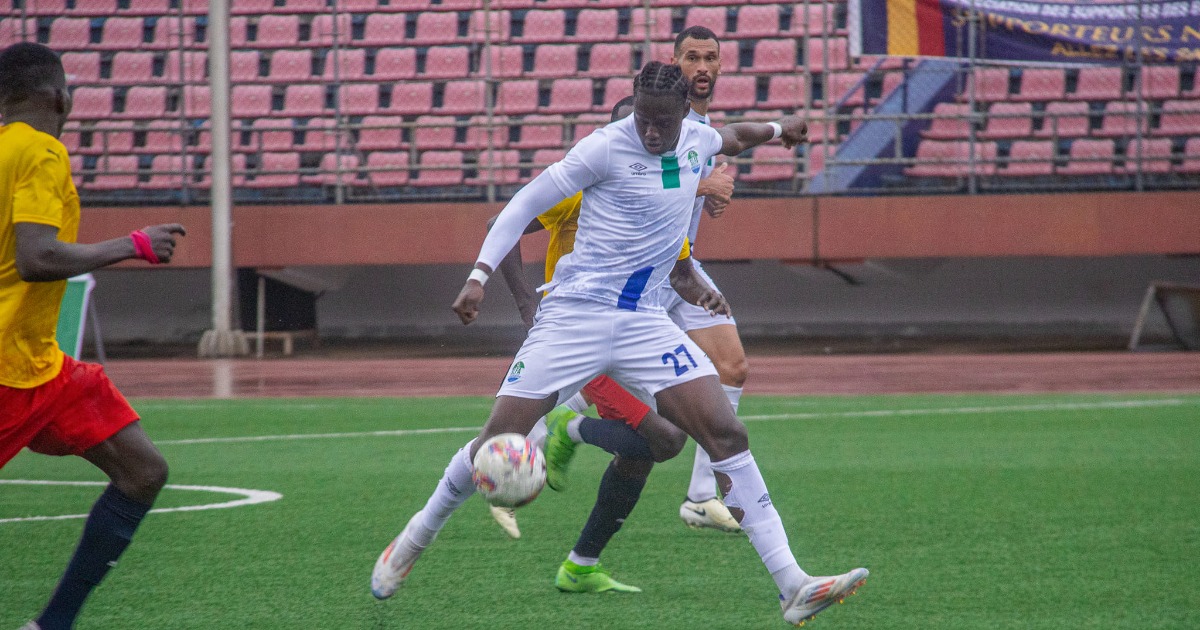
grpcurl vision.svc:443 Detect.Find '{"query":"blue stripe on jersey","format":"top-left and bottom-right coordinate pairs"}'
top-left (617, 266), bottom-right (655, 311)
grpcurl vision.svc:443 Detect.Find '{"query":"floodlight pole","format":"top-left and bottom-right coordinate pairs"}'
top-left (198, 0), bottom-right (247, 357)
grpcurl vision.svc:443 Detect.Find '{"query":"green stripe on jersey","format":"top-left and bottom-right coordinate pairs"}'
top-left (661, 156), bottom-right (680, 189)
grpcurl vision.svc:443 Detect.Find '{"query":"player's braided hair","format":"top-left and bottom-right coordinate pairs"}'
top-left (633, 61), bottom-right (690, 105)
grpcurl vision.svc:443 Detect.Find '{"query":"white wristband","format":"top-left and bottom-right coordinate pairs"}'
top-left (767, 122), bottom-right (783, 140)
top-left (468, 268), bottom-right (489, 286)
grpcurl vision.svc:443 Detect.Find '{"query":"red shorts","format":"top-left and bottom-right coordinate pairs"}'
top-left (0, 355), bottom-right (139, 468)
top-left (582, 375), bottom-right (651, 429)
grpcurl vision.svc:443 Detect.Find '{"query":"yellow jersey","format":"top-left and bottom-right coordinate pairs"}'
top-left (0, 122), bottom-right (79, 388)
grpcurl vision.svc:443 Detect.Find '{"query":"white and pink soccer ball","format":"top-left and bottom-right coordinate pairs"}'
top-left (471, 433), bottom-right (546, 508)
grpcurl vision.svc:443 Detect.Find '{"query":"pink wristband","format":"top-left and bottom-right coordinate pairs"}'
top-left (130, 230), bottom-right (160, 264)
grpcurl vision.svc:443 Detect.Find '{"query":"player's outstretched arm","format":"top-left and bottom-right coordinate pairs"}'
top-left (717, 115), bottom-right (808, 156)
top-left (14, 222), bottom-right (186, 282)
top-left (486, 214), bottom-right (545, 329)
top-left (669, 256), bottom-right (731, 318)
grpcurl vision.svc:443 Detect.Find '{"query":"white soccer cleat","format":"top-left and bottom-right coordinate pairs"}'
top-left (781, 568), bottom-right (869, 626)
top-left (679, 498), bottom-right (742, 533)
top-left (489, 504), bottom-right (521, 539)
top-left (371, 511), bottom-right (431, 600)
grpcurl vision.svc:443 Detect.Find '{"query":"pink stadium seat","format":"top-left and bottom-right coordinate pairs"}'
top-left (255, 15), bottom-right (300, 48)
top-left (364, 151), bottom-right (411, 187)
top-left (531, 147), bottom-right (565, 174)
top-left (143, 154), bottom-right (187, 190)
top-left (374, 48), bottom-right (418, 80)
top-left (72, 121), bottom-right (128, 155)
top-left (1096, 101), bottom-right (1147, 138)
top-left (154, 16), bottom-right (200, 50)
top-left (339, 84), bottom-right (381, 116)
top-left (338, 0), bottom-right (382, 10)
top-left (413, 150), bottom-right (465, 186)
top-left (530, 44), bottom-right (580, 78)
top-left (119, 86), bottom-right (167, 119)
top-left (163, 51), bottom-right (207, 83)
top-left (361, 14), bottom-right (407, 46)
top-left (1178, 137), bottom-right (1200, 174)
top-left (905, 140), bottom-right (996, 177)
top-left (310, 14), bottom-right (353, 46)
top-left (626, 9), bottom-right (672, 42)
top-left (646, 42), bottom-right (676, 65)
top-left (576, 9), bottom-right (620, 42)
top-left (1134, 65), bottom-right (1180, 100)
top-left (1122, 137), bottom-right (1173, 174)
top-left (304, 153), bottom-right (364, 187)
top-left (736, 5), bottom-right (782, 37)
top-left (412, 116), bottom-right (459, 150)
top-left (1069, 66), bottom-right (1122, 100)
top-left (476, 45), bottom-right (525, 79)
top-left (1000, 140), bottom-right (1055, 176)
top-left (494, 0), bottom-right (534, 8)
top-left (1058, 138), bottom-right (1114, 175)
top-left (1014, 68), bottom-right (1065, 101)
top-left (246, 119), bottom-right (295, 153)
top-left (125, 0), bottom-right (172, 16)
top-left (572, 113), bottom-right (608, 142)
top-left (412, 12), bottom-right (461, 45)
top-left (356, 116), bottom-right (406, 151)
top-left (387, 0), bottom-right (432, 11)
top-left (513, 114), bottom-right (566, 149)
top-left (230, 0), bottom-right (273, 15)
top-left (322, 49), bottom-right (367, 81)
top-left (585, 43), bottom-right (633, 77)
top-left (70, 87), bottom-right (114, 120)
top-left (752, 39), bottom-right (797, 73)
top-left (495, 80), bottom-right (541, 115)
top-left (684, 7), bottom-right (727, 37)
top-left (600, 77), bottom-right (633, 112)
top-left (822, 72), bottom-right (864, 107)
top-left (1034, 101), bottom-right (1089, 139)
top-left (462, 115), bottom-right (510, 150)
top-left (742, 145), bottom-right (796, 182)
top-left (437, 81), bottom-right (487, 115)
top-left (979, 102), bottom-right (1034, 140)
top-left (710, 75), bottom-right (757, 110)
top-left (961, 67), bottom-right (1010, 101)
top-left (286, 0), bottom-right (329, 13)
top-left (60, 130), bottom-right (82, 154)
top-left (90, 155), bottom-right (140, 190)
top-left (920, 102), bottom-right (973, 140)
top-left (230, 50), bottom-right (262, 83)
top-left (805, 118), bottom-right (835, 144)
top-left (790, 4), bottom-right (835, 36)
top-left (98, 17), bottom-right (145, 51)
top-left (282, 85), bottom-right (328, 117)
top-left (763, 75), bottom-right (807, 109)
top-left (231, 85), bottom-right (273, 118)
top-left (0, 18), bottom-right (36, 45)
top-left (245, 153), bottom-right (301, 188)
top-left (805, 145), bottom-right (828, 175)
top-left (806, 37), bottom-right (848, 71)
top-left (422, 46), bottom-right (471, 80)
top-left (269, 50), bottom-right (315, 83)
top-left (468, 11), bottom-right (511, 42)
top-left (49, 18), bottom-right (92, 51)
top-left (519, 10), bottom-right (567, 42)
top-left (183, 85), bottom-right (211, 117)
top-left (142, 121), bottom-right (185, 153)
top-left (23, 0), bottom-right (67, 16)
top-left (467, 149), bottom-right (522, 185)
top-left (62, 52), bottom-right (101, 84)
top-left (70, 0), bottom-right (117, 14)
top-left (295, 119), bottom-right (339, 153)
top-left (383, 82), bottom-right (434, 116)
top-left (1154, 99), bottom-right (1199, 136)
top-left (543, 78), bottom-right (594, 114)
top-left (440, 0), bottom-right (482, 10)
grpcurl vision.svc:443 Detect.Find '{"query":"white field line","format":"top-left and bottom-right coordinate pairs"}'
top-left (0, 480), bottom-right (282, 524)
top-left (149, 398), bottom-right (1191, 446)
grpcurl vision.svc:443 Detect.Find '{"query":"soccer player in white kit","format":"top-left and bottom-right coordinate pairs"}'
top-left (371, 63), bottom-right (868, 626)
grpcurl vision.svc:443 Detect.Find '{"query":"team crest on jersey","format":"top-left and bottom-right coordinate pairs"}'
top-left (506, 361), bottom-right (525, 383)
top-left (686, 150), bottom-right (702, 174)
top-left (628, 162), bottom-right (648, 176)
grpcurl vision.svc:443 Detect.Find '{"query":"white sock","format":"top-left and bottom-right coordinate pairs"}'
top-left (710, 450), bottom-right (809, 599)
top-left (722, 384), bottom-right (743, 413)
top-left (413, 440), bottom-right (476, 547)
top-left (686, 445), bottom-right (717, 502)
top-left (564, 392), bottom-right (589, 414)
top-left (565, 416), bottom-right (583, 444)
top-left (527, 417), bottom-right (548, 449)
top-left (567, 551), bottom-right (599, 566)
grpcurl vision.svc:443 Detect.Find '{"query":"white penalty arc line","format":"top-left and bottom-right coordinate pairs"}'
top-left (0, 480), bottom-right (282, 524)
top-left (148, 398), bottom-right (1194, 446)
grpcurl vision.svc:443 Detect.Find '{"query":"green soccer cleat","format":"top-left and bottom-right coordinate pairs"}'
top-left (554, 560), bottom-right (642, 594)
top-left (543, 407), bottom-right (579, 491)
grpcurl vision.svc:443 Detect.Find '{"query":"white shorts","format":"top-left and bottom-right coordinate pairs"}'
top-left (660, 259), bottom-right (737, 332)
top-left (497, 297), bottom-right (719, 403)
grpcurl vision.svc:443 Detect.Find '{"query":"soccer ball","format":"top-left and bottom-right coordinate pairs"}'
top-left (472, 433), bottom-right (547, 508)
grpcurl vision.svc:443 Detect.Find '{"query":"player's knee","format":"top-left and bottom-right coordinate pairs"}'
top-left (707, 421), bottom-right (749, 460)
top-left (126, 452), bottom-right (169, 501)
top-left (716, 355), bottom-right (749, 388)
top-left (651, 425), bottom-right (688, 463)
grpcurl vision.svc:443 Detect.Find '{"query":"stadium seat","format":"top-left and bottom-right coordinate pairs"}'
top-left (230, 51), bottom-right (262, 82)
top-left (467, 149), bottom-right (522, 185)
top-left (1068, 66), bottom-right (1122, 100)
top-left (118, 86), bottom-right (168, 119)
top-left (436, 81), bottom-right (487, 115)
top-left (23, 0), bottom-right (67, 16)
top-left (1000, 140), bottom-right (1055, 176)
top-left (512, 114), bottom-right (566, 149)
top-left (286, 0), bottom-right (330, 12)
top-left (1058, 138), bottom-right (1115, 175)
top-left (422, 46), bottom-right (471, 80)
top-left (529, 148), bottom-right (565, 178)
top-left (1034, 101), bottom-right (1089, 140)
top-left (804, 144), bottom-right (827, 175)
top-left (790, 4), bottom-right (835, 36)
top-left (154, 16), bottom-right (200, 50)
top-left (413, 150), bottom-right (465, 186)
top-left (364, 151), bottom-right (411, 187)
top-left (710, 75), bottom-right (757, 110)
top-left (494, 0), bottom-right (535, 9)
top-left (322, 48), bottom-right (367, 81)
top-left (338, 0), bottom-right (382, 10)
top-left (571, 113), bottom-right (608, 142)
top-left (543, 78), bottom-right (594, 114)
top-left (62, 52), bottom-right (102, 84)
top-left (269, 50), bottom-right (315, 83)
top-left (805, 37), bottom-right (848, 71)
top-left (645, 42), bottom-right (676, 65)
top-left (412, 12), bottom-right (461, 45)
top-left (0, 18), bottom-right (36, 46)
top-left (232, 84), bottom-right (273, 118)
top-left (742, 145), bottom-right (797, 182)
top-left (920, 102), bottom-right (973, 140)
top-left (70, 87), bottom-right (114, 120)
top-left (763, 74), bottom-right (808, 109)
top-left (585, 43), bottom-right (633, 77)
top-left (89, 155), bottom-right (140, 190)
top-left (75, 120), bottom-right (134, 155)
top-left (1155, 99), bottom-right (1200, 136)
top-left (575, 9), bottom-right (620, 42)
top-left (1122, 137), bottom-right (1173, 174)
top-left (360, 14), bottom-right (407, 46)
top-left (339, 83), bottom-right (381, 116)
top-left (49, 18), bottom-right (92, 51)
top-left (600, 77), bottom-right (633, 112)
top-left (374, 48), bottom-right (418, 80)
top-left (752, 39), bottom-right (797, 73)
top-left (518, 10), bottom-right (567, 42)
top-left (821, 72), bottom-right (865, 108)
top-left (962, 67), bottom-right (1010, 101)
top-left (1133, 65), bottom-right (1180, 100)
top-left (248, 119), bottom-right (296, 153)
top-left (468, 10), bottom-right (511, 42)
top-left (282, 84), bottom-right (329, 117)
top-left (255, 15), bottom-right (300, 48)
top-left (68, 0), bottom-right (115, 14)
top-left (412, 115), bottom-right (459, 150)
top-left (143, 154), bottom-right (188, 190)
top-left (163, 50), bottom-right (207, 83)
top-left (310, 14), bottom-right (352, 46)
top-left (1096, 101), bottom-right (1147, 138)
top-left (683, 7), bottom-right (728, 37)
top-left (98, 18), bottom-right (144, 51)
top-left (736, 5), bottom-right (782, 37)
top-left (304, 153), bottom-right (364, 187)
top-left (626, 9), bottom-right (672, 42)
top-left (125, 0), bottom-right (172, 16)
top-left (1178, 137), bottom-right (1200, 174)
top-left (439, 0), bottom-right (482, 10)
top-left (244, 152), bottom-right (301, 188)
top-left (1013, 68), bottom-right (1066, 101)
top-left (60, 130), bottom-right (82, 154)
top-left (461, 115), bottom-right (510, 150)
top-left (495, 80), bottom-right (541, 115)
top-left (979, 102), bottom-right (1034, 140)
top-left (356, 116), bottom-right (406, 151)
top-left (183, 85), bottom-right (211, 117)
top-left (295, 119), bottom-right (339, 153)
top-left (476, 45), bottom-right (525, 78)
top-left (230, 0), bottom-right (273, 15)
top-left (383, 82), bottom-right (434, 115)
top-left (530, 44), bottom-right (580, 78)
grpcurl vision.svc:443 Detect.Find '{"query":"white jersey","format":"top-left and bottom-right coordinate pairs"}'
top-left (685, 107), bottom-right (716, 246)
top-left (539, 115), bottom-right (724, 313)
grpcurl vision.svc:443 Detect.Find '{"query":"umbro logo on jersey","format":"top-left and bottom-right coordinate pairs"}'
top-left (629, 162), bottom-right (648, 175)
top-left (757, 493), bottom-right (772, 508)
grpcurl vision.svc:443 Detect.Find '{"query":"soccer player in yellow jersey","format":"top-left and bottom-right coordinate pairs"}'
top-left (0, 43), bottom-right (185, 630)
